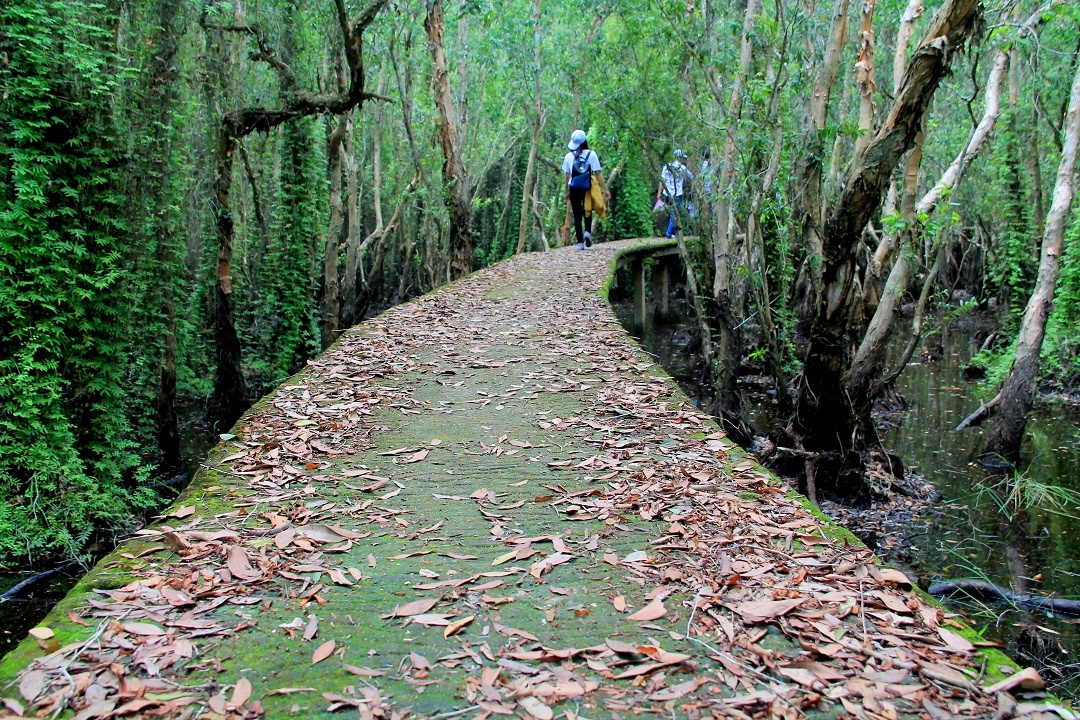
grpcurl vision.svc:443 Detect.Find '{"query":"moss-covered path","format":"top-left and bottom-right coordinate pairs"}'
top-left (1, 241), bottom-right (1040, 719)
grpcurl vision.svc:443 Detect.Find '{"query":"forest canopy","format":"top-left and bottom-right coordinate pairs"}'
top-left (1, 0), bottom-right (1079, 564)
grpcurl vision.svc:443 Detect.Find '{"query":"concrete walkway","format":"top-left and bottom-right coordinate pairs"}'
top-left (1, 241), bottom-right (1031, 719)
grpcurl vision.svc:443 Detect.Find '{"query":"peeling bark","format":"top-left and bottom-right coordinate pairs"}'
top-left (794, 0), bottom-right (982, 497)
top-left (983, 60), bottom-right (1080, 464)
top-left (425, 0), bottom-right (473, 280)
top-left (207, 0), bottom-right (387, 428)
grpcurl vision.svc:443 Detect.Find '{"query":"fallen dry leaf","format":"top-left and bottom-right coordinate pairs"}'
top-left (938, 627), bottom-right (975, 653)
top-left (230, 677), bottom-right (252, 707)
top-left (312, 640), bottom-right (336, 665)
top-left (518, 696), bottom-right (554, 720)
top-left (443, 615), bottom-right (474, 638)
top-left (227, 545), bottom-right (262, 580)
top-left (384, 597), bottom-right (439, 618)
top-left (628, 599), bottom-right (666, 622)
top-left (728, 598), bottom-right (804, 621)
top-left (982, 667), bottom-right (1044, 694)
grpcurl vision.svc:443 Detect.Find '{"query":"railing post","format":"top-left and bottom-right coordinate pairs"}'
top-left (633, 257), bottom-right (646, 329)
top-left (652, 261), bottom-right (669, 316)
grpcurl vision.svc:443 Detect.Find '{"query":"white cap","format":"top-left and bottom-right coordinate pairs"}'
top-left (568, 129), bottom-right (587, 150)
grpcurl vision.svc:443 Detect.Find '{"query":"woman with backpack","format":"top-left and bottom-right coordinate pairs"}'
top-left (563, 130), bottom-right (610, 250)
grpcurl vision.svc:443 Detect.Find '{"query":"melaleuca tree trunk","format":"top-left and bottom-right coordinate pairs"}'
top-left (206, 0), bottom-right (387, 428)
top-left (982, 61), bottom-right (1080, 465)
top-left (425, 0), bottom-right (473, 281)
top-left (793, 0), bottom-right (982, 498)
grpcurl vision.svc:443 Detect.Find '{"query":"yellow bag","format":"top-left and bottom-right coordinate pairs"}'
top-left (585, 177), bottom-right (607, 220)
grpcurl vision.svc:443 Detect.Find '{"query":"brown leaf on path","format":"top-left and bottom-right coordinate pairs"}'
top-left (612, 595), bottom-right (627, 612)
top-left (170, 505), bottom-right (195, 519)
top-left (67, 611), bottom-right (90, 627)
top-left (71, 700), bottom-right (116, 720)
top-left (443, 615), bottom-right (474, 638)
top-left (227, 545), bottom-right (262, 580)
top-left (312, 640), bottom-right (336, 664)
top-left (613, 662), bottom-right (665, 680)
top-left (123, 622), bottom-right (166, 636)
top-left (275, 526), bottom-right (295, 549)
top-left (343, 665), bottom-right (387, 677)
top-left (872, 590), bottom-right (911, 613)
top-left (327, 568), bottom-right (353, 586)
top-left (627, 598), bottom-right (666, 621)
top-left (303, 615), bottom-right (318, 641)
top-left (27, 627), bottom-right (53, 640)
top-left (230, 677), bottom-right (252, 707)
top-left (409, 613), bottom-right (453, 626)
top-left (387, 550), bottom-right (433, 561)
top-left (728, 598), bottom-right (804, 622)
top-left (528, 552), bottom-right (572, 578)
top-left (18, 669), bottom-right (45, 702)
top-left (982, 666), bottom-right (1044, 694)
top-left (778, 667), bottom-right (821, 687)
top-left (384, 597), bottom-right (439, 618)
top-left (161, 586), bottom-right (196, 607)
top-left (649, 678), bottom-right (708, 700)
top-left (296, 524), bottom-right (351, 544)
top-left (1, 699), bottom-right (24, 717)
top-left (517, 696), bottom-right (554, 720)
top-left (493, 622), bottom-right (539, 641)
top-left (409, 652), bottom-right (432, 671)
top-left (404, 449), bottom-right (429, 463)
top-left (879, 568), bottom-right (913, 586)
top-left (938, 627), bottom-right (975, 653)
top-left (606, 638), bottom-right (638, 654)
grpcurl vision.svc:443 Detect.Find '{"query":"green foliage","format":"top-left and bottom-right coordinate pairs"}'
top-left (256, 118), bottom-right (325, 386)
top-left (1043, 214), bottom-right (1080, 385)
top-left (988, 109), bottom-right (1036, 321)
top-left (610, 157), bottom-right (652, 241)
top-left (0, 0), bottom-right (153, 561)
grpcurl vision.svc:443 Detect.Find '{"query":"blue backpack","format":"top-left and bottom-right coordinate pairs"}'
top-left (569, 150), bottom-right (592, 189)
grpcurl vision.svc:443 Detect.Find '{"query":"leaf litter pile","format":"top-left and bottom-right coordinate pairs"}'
top-left (0, 240), bottom-right (1061, 720)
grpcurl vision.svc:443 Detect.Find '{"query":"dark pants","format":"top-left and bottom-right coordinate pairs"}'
top-left (569, 187), bottom-right (591, 244)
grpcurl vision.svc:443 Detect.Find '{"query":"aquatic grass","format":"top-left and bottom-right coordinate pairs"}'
top-left (972, 465), bottom-right (1080, 523)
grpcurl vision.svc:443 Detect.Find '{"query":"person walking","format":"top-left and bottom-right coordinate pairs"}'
top-left (563, 129), bottom-right (610, 250)
top-left (657, 149), bottom-right (692, 238)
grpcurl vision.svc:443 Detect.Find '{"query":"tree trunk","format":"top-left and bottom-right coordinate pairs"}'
top-left (515, 0), bottom-right (543, 256)
top-left (793, 0), bottom-right (982, 497)
top-left (853, 0), bottom-right (877, 158)
top-left (207, 0), bottom-right (387, 428)
top-left (845, 51), bottom-right (1010, 404)
top-left (208, 127), bottom-right (249, 429)
top-left (792, 0), bottom-right (850, 329)
top-left (425, 0), bottom-right (473, 280)
top-left (708, 0), bottom-right (761, 433)
top-left (982, 60), bottom-right (1080, 464)
top-left (342, 119), bottom-right (362, 325)
top-left (322, 115), bottom-right (348, 348)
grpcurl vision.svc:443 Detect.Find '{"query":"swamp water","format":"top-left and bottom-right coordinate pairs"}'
top-left (612, 280), bottom-right (1080, 696)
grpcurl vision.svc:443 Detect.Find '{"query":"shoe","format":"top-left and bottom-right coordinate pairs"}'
top-left (577, 242), bottom-right (585, 251)
top-left (584, 232), bottom-right (592, 248)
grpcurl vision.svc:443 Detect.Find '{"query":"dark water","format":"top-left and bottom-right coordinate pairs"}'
top-left (613, 276), bottom-right (1080, 694)
top-left (0, 405), bottom-right (216, 656)
top-left (881, 325), bottom-right (1080, 691)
